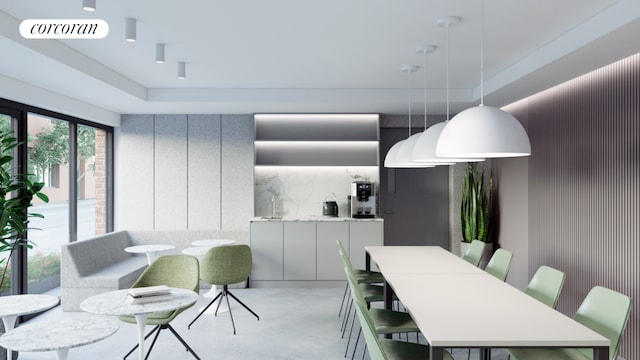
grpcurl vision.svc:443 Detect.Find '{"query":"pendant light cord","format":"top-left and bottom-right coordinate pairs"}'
top-left (423, 51), bottom-right (428, 130)
top-left (446, 23), bottom-right (450, 121)
top-left (408, 68), bottom-right (412, 138)
top-left (480, 0), bottom-right (485, 106)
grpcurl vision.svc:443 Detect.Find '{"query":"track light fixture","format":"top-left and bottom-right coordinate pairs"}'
top-left (178, 62), bottom-right (186, 79)
top-left (125, 17), bottom-right (136, 42)
top-left (82, 0), bottom-right (96, 12)
top-left (155, 43), bottom-right (165, 64)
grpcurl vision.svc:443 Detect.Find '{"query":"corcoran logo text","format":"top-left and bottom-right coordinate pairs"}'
top-left (19, 19), bottom-right (109, 39)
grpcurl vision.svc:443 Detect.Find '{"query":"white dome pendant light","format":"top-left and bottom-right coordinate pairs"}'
top-left (397, 45), bottom-right (454, 167)
top-left (384, 65), bottom-right (434, 168)
top-left (436, 0), bottom-right (531, 158)
top-left (412, 17), bottom-right (482, 164)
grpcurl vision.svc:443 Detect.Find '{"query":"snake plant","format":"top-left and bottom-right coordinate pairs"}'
top-left (461, 163), bottom-right (492, 243)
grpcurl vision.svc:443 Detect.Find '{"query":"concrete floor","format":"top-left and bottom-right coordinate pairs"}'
top-left (12, 287), bottom-right (509, 360)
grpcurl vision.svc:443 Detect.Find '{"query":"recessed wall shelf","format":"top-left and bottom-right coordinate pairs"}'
top-left (254, 114), bottom-right (380, 166)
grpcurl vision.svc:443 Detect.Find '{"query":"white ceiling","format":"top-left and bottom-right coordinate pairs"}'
top-left (1, 0), bottom-right (640, 124)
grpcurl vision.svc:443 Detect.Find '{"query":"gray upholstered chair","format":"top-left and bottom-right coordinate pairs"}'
top-left (188, 244), bottom-right (259, 334)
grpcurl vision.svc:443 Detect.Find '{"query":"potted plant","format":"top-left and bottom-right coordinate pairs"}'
top-left (0, 130), bottom-right (49, 292)
top-left (460, 162), bottom-right (493, 267)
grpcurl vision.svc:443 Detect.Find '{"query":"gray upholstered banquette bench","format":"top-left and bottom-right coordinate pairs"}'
top-left (60, 229), bottom-right (249, 311)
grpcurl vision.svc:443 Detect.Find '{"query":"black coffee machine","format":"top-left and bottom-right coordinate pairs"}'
top-left (350, 182), bottom-right (376, 218)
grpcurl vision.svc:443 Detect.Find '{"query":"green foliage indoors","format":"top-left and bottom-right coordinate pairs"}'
top-left (0, 130), bottom-right (49, 290)
top-left (461, 163), bottom-right (492, 243)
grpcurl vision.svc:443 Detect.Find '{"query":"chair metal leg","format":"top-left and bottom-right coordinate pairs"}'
top-left (143, 325), bottom-right (163, 360)
top-left (341, 299), bottom-right (353, 336)
top-left (225, 291), bottom-right (237, 335)
top-left (165, 324), bottom-right (201, 360)
top-left (226, 289), bottom-right (260, 320)
top-left (344, 314), bottom-right (357, 357)
top-left (124, 324), bottom-right (201, 360)
top-left (338, 282), bottom-right (349, 317)
top-left (123, 325), bottom-right (160, 359)
top-left (351, 327), bottom-right (361, 360)
top-left (188, 291), bottom-right (224, 329)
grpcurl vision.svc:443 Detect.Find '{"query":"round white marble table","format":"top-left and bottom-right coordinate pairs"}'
top-left (0, 316), bottom-right (118, 360)
top-left (125, 244), bottom-right (175, 265)
top-left (191, 239), bottom-right (236, 247)
top-left (80, 287), bottom-right (198, 360)
top-left (0, 294), bottom-right (59, 360)
top-left (182, 239), bottom-right (236, 313)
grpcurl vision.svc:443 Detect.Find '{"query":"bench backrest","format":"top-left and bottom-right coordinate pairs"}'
top-left (61, 230), bottom-right (133, 277)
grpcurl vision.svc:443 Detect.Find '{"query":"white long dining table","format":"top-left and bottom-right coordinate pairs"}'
top-left (364, 246), bottom-right (610, 360)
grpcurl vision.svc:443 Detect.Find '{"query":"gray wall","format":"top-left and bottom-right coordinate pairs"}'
top-left (496, 54), bottom-right (639, 359)
top-left (115, 114), bottom-right (254, 231)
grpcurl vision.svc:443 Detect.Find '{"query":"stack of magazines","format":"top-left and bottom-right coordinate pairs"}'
top-left (127, 285), bottom-right (173, 304)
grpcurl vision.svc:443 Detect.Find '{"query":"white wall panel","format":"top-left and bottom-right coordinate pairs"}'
top-left (154, 115), bottom-right (188, 230)
top-left (221, 115), bottom-right (254, 230)
top-left (116, 115), bottom-right (155, 230)
top-left (188, 115), bottom-right (221, 229)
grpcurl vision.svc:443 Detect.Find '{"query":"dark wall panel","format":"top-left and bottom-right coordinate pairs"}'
top-left (525, 53), bottom-right (639, 359)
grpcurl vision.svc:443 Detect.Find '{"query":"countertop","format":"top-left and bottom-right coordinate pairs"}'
top-left (251, 216), bottom-right (383, 222)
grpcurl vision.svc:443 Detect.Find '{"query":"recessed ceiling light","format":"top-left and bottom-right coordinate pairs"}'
top-left (82, 0), bottom-right (96, 12)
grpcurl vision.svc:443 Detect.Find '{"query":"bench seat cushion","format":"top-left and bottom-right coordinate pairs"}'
top-left (77, 257), bottom-right (147, 287)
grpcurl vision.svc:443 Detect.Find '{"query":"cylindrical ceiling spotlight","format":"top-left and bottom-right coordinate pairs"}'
top-left (82, 0), bottom-right (96, 12)
top-left (125, 17), bottom-right (136, 42)
top-left (178, 62), bottom-right (186, 79)
top-left (155, 43), bottom-right (165, 64)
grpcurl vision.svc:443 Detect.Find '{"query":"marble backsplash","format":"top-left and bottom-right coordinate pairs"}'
top-left (254, 167), bottom-right (379, 218)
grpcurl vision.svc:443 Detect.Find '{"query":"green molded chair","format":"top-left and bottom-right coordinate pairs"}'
top-left (352, 284), bottom-right (454, 360)
top-left (345, 266), bottom-right (419, 358)
top-left (119, 255), bottom-right (201, 360)
top-left (337, 240), bottom-right (385, 317)
top-left (462, 240), bottom-right (486, 267)
top-left (484, 248), bottom-right (513, 281)
top-left (508, 286), bottom-right (632, 360)
top-left (339, 252), bottom-right (388, 352)
top-left (187, 244), bottom-right (259, 334)
top-left (525, 265), bottom-right (566, 308)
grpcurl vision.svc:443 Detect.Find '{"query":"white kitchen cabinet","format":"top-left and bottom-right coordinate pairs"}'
top-left (284, 222), bottom-right (316, 280)
top-left (349, 221), bottom-right (383, 271)
top-left (250, 219), bottom-right (383, 286)
top-left (316, 222), bottom-right (349, 280)
top-left (250, 221), bottom-right (283, 280)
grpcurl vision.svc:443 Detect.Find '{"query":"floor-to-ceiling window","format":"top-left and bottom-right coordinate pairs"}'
top-left (0, 99), bottom-right (113, 296)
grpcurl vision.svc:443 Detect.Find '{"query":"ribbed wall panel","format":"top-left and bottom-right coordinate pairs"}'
top-left (524, 53), bottom-right (639, 359)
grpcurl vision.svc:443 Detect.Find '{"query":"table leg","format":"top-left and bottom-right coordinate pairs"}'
top-left (365, 252), bottom-right (371, 272)
top-left (479, 348), bottom-right (490, 360)
top-left (430, 346), bottom-right (444, 360)
top-left (2, 315), bottom-right (17, 360)
top-left (56, 348), bottom-right (70, 360)
top-left (383, 281), bottom-right (393, 339)
top-left (593, 346), bottom-right (609, 360)
top-left (144, 253), bottom-right (154, 266)
top-left (134, 314), bottom-right (148, 360)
